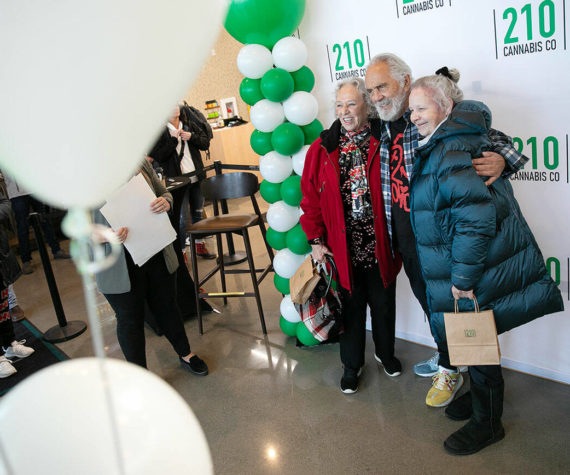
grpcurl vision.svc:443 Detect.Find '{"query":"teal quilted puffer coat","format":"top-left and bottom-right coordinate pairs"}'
top-left (410, 100), bottom-right (563, 344)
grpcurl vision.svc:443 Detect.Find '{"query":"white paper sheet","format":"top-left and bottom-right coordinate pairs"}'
top-left (100, 173), bottom-right (177, 266)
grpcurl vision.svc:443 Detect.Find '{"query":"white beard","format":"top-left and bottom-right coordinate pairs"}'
top-left (374, 92), bottom-right (408, 122)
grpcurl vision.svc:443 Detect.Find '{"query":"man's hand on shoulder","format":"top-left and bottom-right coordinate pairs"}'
top-left (472, 151), bottom-right (505, 186)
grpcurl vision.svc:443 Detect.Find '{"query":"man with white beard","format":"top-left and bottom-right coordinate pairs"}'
top-left (364, 54), bottom-right (528, 413)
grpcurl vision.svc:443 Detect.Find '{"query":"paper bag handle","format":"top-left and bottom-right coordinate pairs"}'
top-left (454, 296), bottom-right (480, 313)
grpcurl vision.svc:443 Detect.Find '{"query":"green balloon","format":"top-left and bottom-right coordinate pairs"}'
top-left (280, 175), bottom-right (303, 207)
top-left (259, 179), bottom-right (282, 203)
top-left (286, 223), bottom-right (310, 255)
top-left (261, 68), bottom-right (294, 103)
top-left (271, 122), bottom-right (304, 156)
top-left (296, 322), bottom-right (320, 346)
top-left (239, 77), bottom-right (263, 106)
top-left (279, 316), bottom-right (298, 336)
top-left (301, 119), bottom-right (324, 145)
top-left (250, 129), bottom-right (273, 155)
top-left (224, 0), bottom-right (306, 49)
top-left (291, 66), bottom-right (315, 92)
top-left (274, 273), bottom-right (290, 294)
top-left (266, 227), bottom-right (287, 250)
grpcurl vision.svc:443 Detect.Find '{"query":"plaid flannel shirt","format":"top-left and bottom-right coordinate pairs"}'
top-left (379, 111), bottom-right (529, 252)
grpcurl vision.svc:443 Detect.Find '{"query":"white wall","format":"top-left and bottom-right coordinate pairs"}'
top-left (299, 0), bottom-right (569, 383)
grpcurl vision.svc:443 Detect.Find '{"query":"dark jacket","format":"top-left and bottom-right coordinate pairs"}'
top-left (149, 118), bottom-right (210, 180)
top-left (300, 118), bottom-right (401, 292)
top-left (410, 100), bottom-right (563, 343)
top-left (0, 191), bottom-right (21, 288)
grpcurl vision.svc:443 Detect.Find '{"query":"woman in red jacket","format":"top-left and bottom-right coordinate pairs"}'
top-left (300, 78), bottom-right (401, 394)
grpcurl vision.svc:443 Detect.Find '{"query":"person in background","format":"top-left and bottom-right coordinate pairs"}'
top-left (8, 285), bottom-right (25, 322)
top-left (300, 78), bottom-right (402, 394)
top-left (364, 53), bottom-right (529, 408)
top-left (2, 173), bottom-right (70, 274)
top-left (148, 105), bottom-right (215, 259)
top-left (94, 159), bottom-right (208, 376)
top-left (408, 70), bottom-right (563, 455)
top-left (0, 189), bottom-right (34, 378)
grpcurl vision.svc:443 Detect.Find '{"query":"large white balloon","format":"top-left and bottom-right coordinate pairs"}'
top-left (236, 44), bottom-right (274, 79)
top-left (272, 37), bottom-right (308, 72)
top-left (283, 92), bottom-right (319, 126)
top-left (0, 0), bottom-right (225, 209)
top-left (292, 145), bottom-right (310, 176)
top-left (0, 358), bottom-right (212, 474)
top-left (266, 200), bottom-right (300, 233)
top-left (280, 294), bottom-right (301, 323)
top-left (273, 249), bottom-right (306, 279)
top-left (259, 151), bottom-right (293, 183)
top-left (250, 99), bottom-right (285, 133)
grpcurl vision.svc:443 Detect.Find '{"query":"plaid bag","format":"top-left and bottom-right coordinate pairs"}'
top-left (294, 256), bottom-right (343, 342)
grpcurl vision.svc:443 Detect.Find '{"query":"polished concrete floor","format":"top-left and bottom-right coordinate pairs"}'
top-left (10, 198), bottom-right (570, 475)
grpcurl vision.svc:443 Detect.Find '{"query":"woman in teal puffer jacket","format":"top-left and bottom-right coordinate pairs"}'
top-left (408, 69), bottom-right (563, 456)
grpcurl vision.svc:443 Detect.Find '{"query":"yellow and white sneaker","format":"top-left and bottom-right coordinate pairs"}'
top-left (426, 367), bottom-right (463, 408)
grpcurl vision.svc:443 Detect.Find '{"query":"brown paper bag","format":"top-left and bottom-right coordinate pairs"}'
top-left (290, 256), bottom-right (321, 304)
top-left (444, 298), bottom-right (501, 366)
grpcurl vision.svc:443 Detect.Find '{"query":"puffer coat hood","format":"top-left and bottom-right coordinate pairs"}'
top-left (410, 100), bottom-right (563, 343)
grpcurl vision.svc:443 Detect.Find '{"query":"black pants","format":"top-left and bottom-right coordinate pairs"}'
top-left (0, 287), bottom-right (15, 348)
top-left (104, 251), bottom-right (191, 368)
top-left (469, 364), bottom-right (503, 387)
top-left (11, 195), bottom-right (61, 262)
top-left (339, 266), bottom-right (396, 371)
top-left (399, 248), bottom-right (454, 370)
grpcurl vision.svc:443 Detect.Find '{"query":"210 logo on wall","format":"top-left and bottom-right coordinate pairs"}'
top-left (326, 37), bottom-right (371, 82)
top-left (545, 256), bottom-right (569, 300)
top-left (493, 0), bottom-right (567, 59)
top-left (509, 133), bottom-right (569, 184)
top-left (394, 0), bottom-right (452, 18)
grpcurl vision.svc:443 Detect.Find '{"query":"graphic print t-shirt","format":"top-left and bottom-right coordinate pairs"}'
top-left (389, 117), bottom-right (416, 256)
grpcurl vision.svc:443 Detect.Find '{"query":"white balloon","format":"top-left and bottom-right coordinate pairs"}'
top-left (250, 99), bottom-right (285, 132)
top-left (283, 92), bottom-right (319, 126)
top-left (0, 0), bottom-right (225, 209)
top-left (273, 249), bottom-right (305, 279)
top-left (259, 151), bottom-right (293, 183)
top-left (266, 200), bottom-right (299, 233)
top-left (292, 145), bottom-right (310, 176)
top-left (272, 37), bottom-right (308, 72)
top-left (280, 294), bottom-right (301, 323)
top-left (0, 358), bottom-right (213, 474)
top-left (236, 43), bottom-right (273, 79)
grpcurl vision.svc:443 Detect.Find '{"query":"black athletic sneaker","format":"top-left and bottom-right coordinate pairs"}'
top-left (340, 367), bottom-right (362, 394)
top-left (180, 355), bottom-right (209, 376)
top-left (374, 354), bottom-right (402, 377)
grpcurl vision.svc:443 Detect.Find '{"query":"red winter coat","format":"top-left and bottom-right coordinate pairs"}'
top-left (300, 119), bottom-right (401, 292)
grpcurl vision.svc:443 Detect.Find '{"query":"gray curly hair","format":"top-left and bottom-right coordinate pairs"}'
top-left (411, 68), bottom-right (464, 111)
top-left (368, 53), bottom-right (412, 87)
top-left (334, 77), bottom-right (377, 117)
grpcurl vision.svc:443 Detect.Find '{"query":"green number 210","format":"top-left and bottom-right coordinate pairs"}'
top-left (332, 39), bottom-right (366, 71)
top-left (503, 0), bottom-right (555, 44)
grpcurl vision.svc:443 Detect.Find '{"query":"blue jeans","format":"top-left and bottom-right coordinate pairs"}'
top-left (11, 195), bottom-right (61, 262)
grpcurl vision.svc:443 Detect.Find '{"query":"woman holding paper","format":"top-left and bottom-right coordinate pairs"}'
top-left (94, 159), bottom-right (208, 376)
top-left (407, 70), bottom-right (562, 454)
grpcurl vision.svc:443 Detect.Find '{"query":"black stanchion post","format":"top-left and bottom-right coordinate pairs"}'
top-left (29, 212), bottom-right (87, 343)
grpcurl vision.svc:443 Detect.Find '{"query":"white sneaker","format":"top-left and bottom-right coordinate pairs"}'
top-left (3, 340), bottom-right (35, 359)
top-left (0, 356), bottom-right (17, 378)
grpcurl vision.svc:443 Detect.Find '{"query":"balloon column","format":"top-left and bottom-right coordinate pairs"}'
top-left (225, 0), bottom-right (322, 345)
